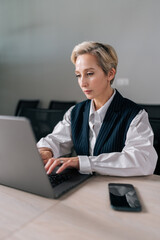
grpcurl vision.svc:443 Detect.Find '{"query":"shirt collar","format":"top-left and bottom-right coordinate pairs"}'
top-left (89, 89), bottom-right (116, 123)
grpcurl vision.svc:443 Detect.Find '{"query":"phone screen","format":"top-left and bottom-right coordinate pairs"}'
top-left (108, 183), bottom-right (142, 212)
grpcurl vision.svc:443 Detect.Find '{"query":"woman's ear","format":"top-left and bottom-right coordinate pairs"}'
top-left (107, 68), bottom-right (116, 82)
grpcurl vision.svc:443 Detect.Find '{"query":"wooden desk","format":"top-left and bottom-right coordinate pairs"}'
top-left (0, 175), bottom-right (160, 240)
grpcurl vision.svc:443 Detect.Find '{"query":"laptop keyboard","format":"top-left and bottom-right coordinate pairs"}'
top-left (48, 167), bottom-right (78, 188)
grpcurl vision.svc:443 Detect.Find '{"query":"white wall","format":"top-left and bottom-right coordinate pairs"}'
top-left (1, 0), bottom-right (160, 115)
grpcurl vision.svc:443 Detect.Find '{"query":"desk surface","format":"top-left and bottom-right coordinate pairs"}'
top-left (0, 174), bottom-right (160, 240)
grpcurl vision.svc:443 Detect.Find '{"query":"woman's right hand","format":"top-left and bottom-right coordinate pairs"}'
top-left (38, 147), bottom-right (53, 165)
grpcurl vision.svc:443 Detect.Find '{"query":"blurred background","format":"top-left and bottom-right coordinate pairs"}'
top-left (0, 0), bottom-right (160, 115)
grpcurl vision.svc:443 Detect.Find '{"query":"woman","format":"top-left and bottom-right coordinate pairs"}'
top-left (37, 41), bottom-right (157, 176)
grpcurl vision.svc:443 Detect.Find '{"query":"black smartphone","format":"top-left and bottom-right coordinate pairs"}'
top-left (108, 183), bottom-right (142, 212)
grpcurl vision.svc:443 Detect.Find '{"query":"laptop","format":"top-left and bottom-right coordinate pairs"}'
top-left (0, 115), bottom-right (92, 198)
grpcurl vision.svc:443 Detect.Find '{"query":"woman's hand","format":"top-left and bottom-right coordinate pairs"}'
top-left (38, 147), bottom-right (53, 165)
top-left (45, 156), bottom-right (79, 174)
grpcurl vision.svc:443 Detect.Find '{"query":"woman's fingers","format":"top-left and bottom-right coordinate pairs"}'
top-left (56, 157), bottom-right (79, 174)
top-left (38, 148), bottom-right (53, 164)
top-left (44, 157), bottom-right (79, 174)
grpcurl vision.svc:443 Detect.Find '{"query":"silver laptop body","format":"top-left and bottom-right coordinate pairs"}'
top-left (0, 116), bottom-right (91, 198)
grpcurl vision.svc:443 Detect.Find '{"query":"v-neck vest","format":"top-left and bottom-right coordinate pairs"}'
top-left (71, 90), bottom-right (142, 156)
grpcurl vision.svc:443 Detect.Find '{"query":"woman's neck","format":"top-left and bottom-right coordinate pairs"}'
top-left (93, 88), bottom-right (114, 110)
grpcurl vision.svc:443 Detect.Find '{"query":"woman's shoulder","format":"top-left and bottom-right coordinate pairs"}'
top-left (116, 90), bottom-right (142, 112)
top-left (72, 99), bottom-right (91, 111)
top-left (71, 100), bottom-right (91, 121)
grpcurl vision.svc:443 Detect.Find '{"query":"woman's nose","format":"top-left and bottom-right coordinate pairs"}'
top-left (80, 76), bottom-right (88, 87)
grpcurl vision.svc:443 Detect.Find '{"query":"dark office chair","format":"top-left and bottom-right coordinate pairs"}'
top-left (15, 99), bottom-right (40, 116)
top-left (148, 118), bottom-right (160, 175)
top-left (138, 104), bottom-right (160, 175)
top-left (139, 104), bottom-right (160, 118)
top-left (48, 100), bottom-right (76, 112)
top-left (18, 108), bottom-right (66, 141)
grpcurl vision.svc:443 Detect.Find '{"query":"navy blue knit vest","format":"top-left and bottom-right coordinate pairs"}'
top-left (71, 90), bottom-right (142, 156)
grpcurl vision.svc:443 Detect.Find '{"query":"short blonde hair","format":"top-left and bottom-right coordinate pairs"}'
top-left (71, 41), bottom-right (118, 84)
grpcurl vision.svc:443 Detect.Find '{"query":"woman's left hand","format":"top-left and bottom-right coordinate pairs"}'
top-left (44, 156), bottom-right (79, 174)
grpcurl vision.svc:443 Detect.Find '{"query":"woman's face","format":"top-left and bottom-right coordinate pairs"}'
top-left (75, 53), bottom-right (115, 107)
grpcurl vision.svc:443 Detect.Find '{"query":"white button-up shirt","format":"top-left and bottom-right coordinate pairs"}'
top-left (37, 91), bottom-right (157, 176)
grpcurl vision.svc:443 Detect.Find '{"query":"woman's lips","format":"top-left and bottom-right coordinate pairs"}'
top-left (84, 90), bottom-right (92, 94)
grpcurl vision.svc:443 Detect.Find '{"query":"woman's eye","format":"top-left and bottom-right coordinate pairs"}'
top-left (87, 72), bottom-right (93, 76)
top-left (75, 74), bottom-right (80, 78)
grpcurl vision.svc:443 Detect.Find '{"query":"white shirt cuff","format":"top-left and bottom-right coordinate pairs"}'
top-left (78, 155), bottom-right (92, 174)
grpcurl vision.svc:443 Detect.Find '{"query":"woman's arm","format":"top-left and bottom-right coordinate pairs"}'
top-left (37, 107), bottom-right (74, 162)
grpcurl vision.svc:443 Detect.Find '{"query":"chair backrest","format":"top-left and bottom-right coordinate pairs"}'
top-left (48, 100), bottom-right (76, 111)
top-left (18, 108), bottom-right (66, 141)
top-left (148, 118), bottom-right (160, 175)
top-left (15, 100), bottom-right (40, 116)
top-left (139, 104), bottom-right (160, 118)
top-left (138, 104), bottom-right (160, 175)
